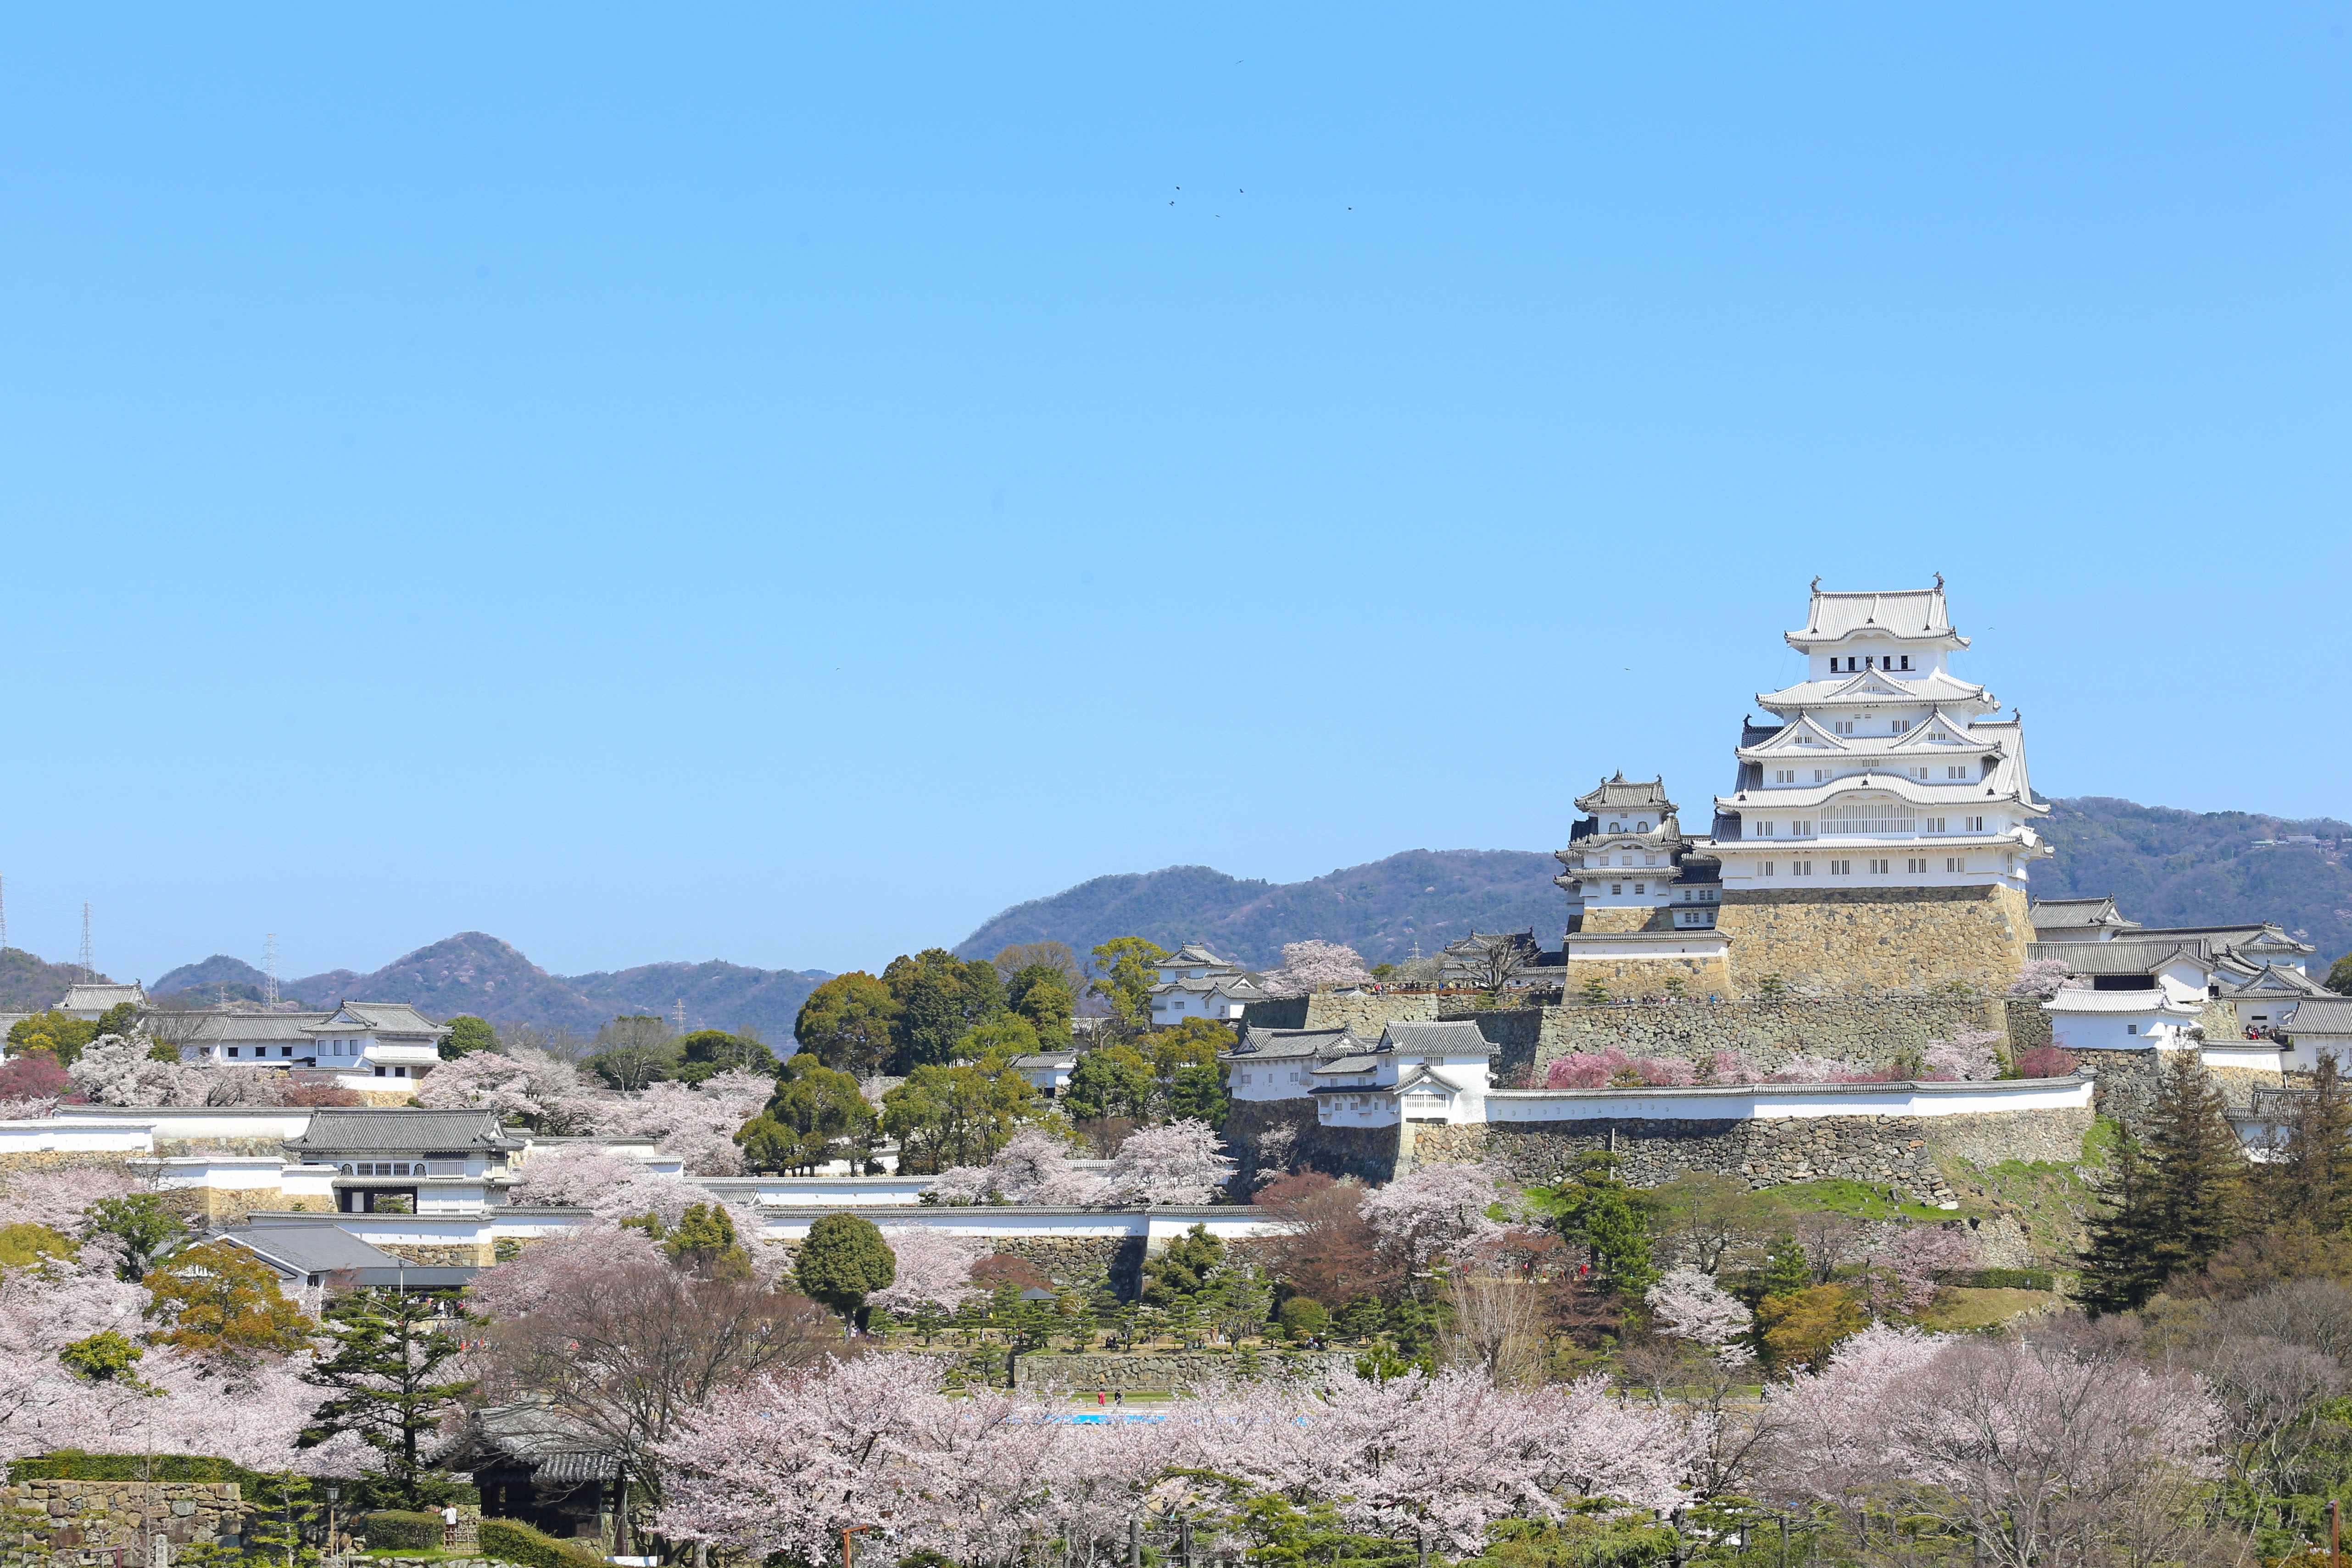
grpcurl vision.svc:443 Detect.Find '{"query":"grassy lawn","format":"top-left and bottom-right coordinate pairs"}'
top-left (1765, 1177), bottom-right (1953, 1223)
top-left (1919, 1284), bottom-right (2065, 1331)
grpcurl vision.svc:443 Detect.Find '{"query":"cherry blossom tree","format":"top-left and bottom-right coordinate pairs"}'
top-left (603, 1071), bottom-right (775, 1175)
top-left (1101, 1119), bottom-right (1234, 1204)
top-left (929, 1128), bottom-right (1109, 1206)
top-left (1705, 1049), bottom-right (1763, 1084)
top-left (2015, 1044), bottom-right (2079, 1078)
top-left (1859, 1224), bottom-right (1979, 1317)
top-left (866, 1228), bottom-right (989, 1315)
top-left (468, 1223), bottom-right (668, 1320)
top-left (1646, 1268), bottom-right (1753, 1362)
top-left (1543, 1049), bottom-right (1693, 1088)
top-left (417, 1046), bottom-right (610, 1132)
top-left (1259, 941), bottom-right (1373, 999)
top-left (67, 1036), bottom-right (207, 1106)
top-left (1923, 1028), bottom-right (2004, 1082)
top-left (0, 1169), bottom-right (135, 1231)
top-left (1361, 1163), bottom-right (1507, 1264)
top-left (0, 1096), bottom-right (62, 1120)
top-left (2009, 958), bottom-right (2083, 999)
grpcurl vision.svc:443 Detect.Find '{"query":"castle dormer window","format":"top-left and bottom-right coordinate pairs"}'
top-left (1636, 820), bottom-right (1649, 832)
top-left (1900, 656), bottom-right (1912, 670)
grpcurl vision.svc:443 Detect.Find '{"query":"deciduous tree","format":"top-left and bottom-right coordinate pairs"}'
top-left (1085, 937), bottom-right (1169, 1027)
top-left (142, 1240), bottom-right (315, 1361)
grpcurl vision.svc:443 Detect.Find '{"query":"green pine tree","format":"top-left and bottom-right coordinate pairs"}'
top-left (2268, 1051), bottom-right (2352, 1234)
top-left (2077, 1053), bottom-right (2245, 1313)
top-left (301, 1290), bottom-right (475, 1508)
top-left (1759, 1233), bottom-right (1811, 1299)
top-left (1546, 1153), bottom-right (1658, 1295)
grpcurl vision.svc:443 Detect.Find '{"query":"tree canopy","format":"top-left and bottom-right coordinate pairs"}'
top-left (440, 1015), bottom-right (498, 1059)
top-left (882, 949), bottom-right (1004, 1073)
top-left (792, 972), bottom-right (899, 1076)
top-left (793, 1212), bottom-right (896, 1320)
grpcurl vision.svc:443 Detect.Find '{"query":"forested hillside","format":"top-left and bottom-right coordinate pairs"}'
top-left (956, 849), bottom-right (1570, 969)
top-left (2034, 797), bottom-right (2352, 966)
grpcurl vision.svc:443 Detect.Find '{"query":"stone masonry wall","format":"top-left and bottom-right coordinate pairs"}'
top-left (1014, 1350), bottom-right (1359, 1391)
top-left (2, 1481), bottom-right (246, 1553)
top-left (1558, 953), bottom-right (1739, 1000)
top-left (1716, 882), bottom-right (2034, 996)
top-left (1414, 1105), bottom-right (2092, 1205)
top-left (0, 1151), bottom-right (145, 1178)
top-left (1504, 995), bottom-right (2040, 1087)
top-left (1221, 1097), bottom-right (1400, 1191)
top-left (2071, 1048), bottom-right (2166, 1134)
top-left (375, 1241), bottom-right (492, 1267)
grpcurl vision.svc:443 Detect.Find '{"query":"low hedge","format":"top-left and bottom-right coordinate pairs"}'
top-left (1953, 1267), bottom-right (2056, 1291)
top-left (8, 1451), bottom-right (272, 1492)
top-left (478, 1517), bottom-right (609, 1568)
top-left (362, 1511), bottom-right (446, 1551)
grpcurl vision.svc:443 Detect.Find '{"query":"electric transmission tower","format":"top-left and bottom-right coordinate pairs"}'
top-left (263, 933), bottom-right (280, 1008)
top-left (0, 873), bottom-right (9, 955)
top-left (672, 998), bottom-right (687, 1036)
top-left (79, 903), bottom-right (94, 983)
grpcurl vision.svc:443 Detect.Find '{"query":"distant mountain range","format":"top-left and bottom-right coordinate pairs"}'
top-left (955, 849), bottom-right (1569, 970)
top-left (150, 933), bottom-right (833, 1042)
top-left (956, 798), bottom-right (2352, 973)
top-left (16, 793), bottom-right (2343, 1044)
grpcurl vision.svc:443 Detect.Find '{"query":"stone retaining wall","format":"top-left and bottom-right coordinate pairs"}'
top-left (1, 1481), bottom-right (245, 1553)
top-left (1222, 1098), bottom-right (1399, 1191)
top-left (2072, 1049), bottom-right (2165, 1133)
top-left (1414, 1103), bottom-right (2093, 1205)
top-left (376, 1241), bottom-right (492, 1267)
top-left (1414, 1116), bottom-right (1964, 1204)
top-left (1013, 1350), bottom-right (1359, 1391)
top-left (1512, 996), bottom-right (2039, 1087)
top-left (1716, 883), bottom-right (2034, 996)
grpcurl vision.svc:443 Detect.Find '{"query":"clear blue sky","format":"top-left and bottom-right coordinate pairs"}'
top-left (4, 5), bottom-right (2345, 986)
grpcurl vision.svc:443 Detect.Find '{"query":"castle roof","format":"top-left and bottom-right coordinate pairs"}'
top-left (1785, 581), bottom-right (1967, 651)
top-left (2025, 939), bottom-right (2217, 977)
top-left (2040, 988), bottom-right (2205, 1018)
top-left (2284, 998), bottom-right (2352, 1036)
top-left (1573, 774), bottom-right (1676, 815)
top-left (1158, 942), bottom-right (1240, 970)
top-left (1756, 667), bottom-right (1995, 714)
top-left (2029, 896), bottom-right (2141, 934)
top-left (1220, 1026), bottom-right (1362, 1062)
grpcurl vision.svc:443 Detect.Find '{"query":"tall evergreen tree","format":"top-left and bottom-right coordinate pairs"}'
top-left (2077, 1052), bottom-right (2245, 1313)
top-left (301, 1289), bottom-right (476, 1507)
top-left (2268, 1051), bottom-right (2352, 1233)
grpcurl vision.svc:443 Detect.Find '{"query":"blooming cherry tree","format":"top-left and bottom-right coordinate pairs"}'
top-left (1102, 1119), bottom-right (1234, 1205)
top-left (1360, 1163), bottom-right (1507, 1264)
top-left (418, 1046), bottom-right (610, 1132)
top-left (1259, 941), bottom-right (1374, 999)
top-left (866, 1229), bottom-right (990, 1315)
top-left (1646, 1268), bottom-right (1753, 1361)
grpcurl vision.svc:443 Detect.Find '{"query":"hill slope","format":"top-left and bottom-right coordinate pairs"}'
top-left (2032, 798), bottom-right (2352, 966)
top-left (0, 949), bottom-right (105, 1012)
top-left (956, 849), bottom-right (1570, 969)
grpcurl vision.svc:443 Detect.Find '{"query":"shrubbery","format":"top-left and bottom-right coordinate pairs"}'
top-left (360, 1510), bottom-right (444, 1550)
top-left (478, 1516), bottom-right (610, 1568)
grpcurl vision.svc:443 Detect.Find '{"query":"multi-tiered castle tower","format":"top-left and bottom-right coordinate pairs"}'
top-left (1701, 578), bottom-right (2048, 993)
top-left (1558, 579), bottom-right (2048, 997)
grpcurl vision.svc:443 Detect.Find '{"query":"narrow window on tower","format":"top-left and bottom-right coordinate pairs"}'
top-left (1761, 862), bottom-right (1775, 877)
top-left (1900, 655), bottom-right (1911, 670)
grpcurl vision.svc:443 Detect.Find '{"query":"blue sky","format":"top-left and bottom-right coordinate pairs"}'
top-left (2, 5), bottom-right (2345, 985)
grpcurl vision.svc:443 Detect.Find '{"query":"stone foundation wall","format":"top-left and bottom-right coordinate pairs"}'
top-left (1511, 995), bottom-right (2038, 1086)
top-left (1, 1481), bottom-right (245, 1553)
top-left (2072, 1048), bottom-right (2166, 1133)
top-left (1013, 1350), bottom-right (1359, 1391)
top-left (0, 1151), bottom-right (145, 1178)
top-left (1716, 883), bottom-right (2033, 996)
top-left (1221, 1098), bottom-right (1400, 1191)
top-left (1415, 1104), bottom-right (2092, 1205)
top-left (1415, 1117), bottom-right (1959, 1204)
top-left (1558, 954), bottom-right (1738, 1001)
top-left (375, 1241), bottom-right (492, 1267)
